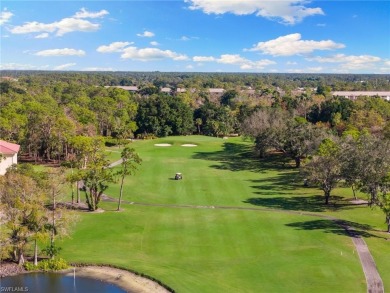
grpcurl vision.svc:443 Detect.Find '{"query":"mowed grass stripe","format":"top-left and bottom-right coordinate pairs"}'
top-left (62, 136), bottom-right (388, 292)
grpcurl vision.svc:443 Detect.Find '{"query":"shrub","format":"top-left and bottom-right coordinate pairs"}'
top-left (24, 258), bottom-right (69, 272)
top-left (105, 137), bottom-right (131, 147)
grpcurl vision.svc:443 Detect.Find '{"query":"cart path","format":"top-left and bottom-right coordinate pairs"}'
top-left (108, 158), bottom-right (123, 168)
top-left (102, 195), bottom-right (385, 293)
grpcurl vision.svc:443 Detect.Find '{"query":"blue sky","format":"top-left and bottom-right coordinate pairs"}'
top-left (1, 0), bottom-right (389, 73)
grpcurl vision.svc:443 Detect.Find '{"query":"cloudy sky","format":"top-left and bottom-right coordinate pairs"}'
top-left (1, 0), bottom-right (389, 73)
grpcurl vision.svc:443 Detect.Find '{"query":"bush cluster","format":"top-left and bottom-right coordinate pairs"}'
top-left (24, 258), bottom-right (69, 271)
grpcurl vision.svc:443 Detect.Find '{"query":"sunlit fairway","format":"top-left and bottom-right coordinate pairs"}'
top-left (60, 136), bottom-right (390, 292)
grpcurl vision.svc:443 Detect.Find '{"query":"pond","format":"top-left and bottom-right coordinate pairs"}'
top-left (0, 272), bottom-right (128, 293)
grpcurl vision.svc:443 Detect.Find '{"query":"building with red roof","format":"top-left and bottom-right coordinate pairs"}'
top-left (0, 140), bottom-right (20, 175)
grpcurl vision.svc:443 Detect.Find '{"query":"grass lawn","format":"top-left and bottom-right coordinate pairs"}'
top-left (60, 135), bottom-right (389, 292)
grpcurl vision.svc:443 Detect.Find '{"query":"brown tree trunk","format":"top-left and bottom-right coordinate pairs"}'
top-left (351, 184), bottom-right (357, 200)
top-left (387, 216), bottom-right (390, 233)
top-left (294, 157), bottom-right (301, 168)
top-left (324, 190), bottom-right (330, 205)
top-left (18, 250), bottom-right (25, 266)
top-left (77, 181), bottom-right (81, 203)
top-left (117, 176), bottom-right (125, 211)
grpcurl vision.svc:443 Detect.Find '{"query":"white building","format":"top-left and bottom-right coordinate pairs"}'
top-left (332, 91), bottom-right (390, 101)
top-left (0, 140), bottom-right (20, 175)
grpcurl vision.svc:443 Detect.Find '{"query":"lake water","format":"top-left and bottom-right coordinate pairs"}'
top-left (0, 272), bottom-right (128, 293)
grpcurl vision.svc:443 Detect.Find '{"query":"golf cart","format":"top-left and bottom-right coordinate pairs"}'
top-left (175, 173), bottom-right (183, 180)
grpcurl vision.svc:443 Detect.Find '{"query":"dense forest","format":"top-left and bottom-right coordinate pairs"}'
top-left (0, 71), bottom-right (390, 163)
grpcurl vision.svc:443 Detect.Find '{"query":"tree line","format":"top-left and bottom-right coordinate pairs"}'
top-left (0, 166), bottom-right (75, 266)
top-left (1, 73), bottom-right (390, 164)
top-left (241, 107), bottom-right (390, 232)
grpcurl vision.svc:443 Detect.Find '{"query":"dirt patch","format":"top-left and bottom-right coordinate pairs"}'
top-left (154, 144), bottom-right (172, 147)
top-left (0, 261), bottom-right (27, 277)
top-left (62, 266), bottom-right (171, 293)
top-left (181, 144), bottom-right (197, 147)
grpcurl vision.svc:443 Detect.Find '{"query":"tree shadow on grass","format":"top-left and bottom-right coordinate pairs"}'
top-left (192, 142), bottom-right (292, 173)
top-left (286, 219), bottom-right (383, 239)
top-left (248, 171), bottom-right (304, 192)
top-left (244, 195), bottom-right (350, 213)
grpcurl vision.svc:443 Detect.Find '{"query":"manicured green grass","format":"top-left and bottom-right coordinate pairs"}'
top-left (60, 136), bottom-right (389, 292)
top-left (61, 202), bottom-right (365, 293)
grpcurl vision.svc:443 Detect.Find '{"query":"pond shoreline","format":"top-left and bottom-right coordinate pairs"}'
top-left (63, 266), bottom-right (171, 293)
top-left (0, 262), bottom-right (172, 293)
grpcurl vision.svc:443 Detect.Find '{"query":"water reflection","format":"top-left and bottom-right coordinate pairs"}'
top-left (0, 272), bottom-right (128, 293)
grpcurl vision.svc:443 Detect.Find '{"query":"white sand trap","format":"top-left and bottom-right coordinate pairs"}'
top-left (154, 143), bottom-right (172, 147)
top-left (349, 199), bottom-right (368, 205)
top-left (181, 144), bottom-right (197, 147)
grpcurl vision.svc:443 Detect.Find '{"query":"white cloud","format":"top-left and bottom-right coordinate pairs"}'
top-left (137, 30), bottom-right (155, 37)
top-left (248, 33), bottom-right (345, 56)
top-left (0, 9), bottom-right (13, 25)
top-left (11, 18), bottom-right (100, 36)
top-left (54, 63), bottom-right (77, 70)
top-left (150, 41), bottom-right (159, 46)
top-left (97, 42), bottom-right (132, 53)
top-left (307, 54), bottom-right (381, 70)
top-left (121, 47), bottom-right (188, 61)
top-left (74, 8), bottom-right (109, 19)
top-left (287, 67), bottom-right (323, 73)
top-left (194, 54), bottom-right (275, 70)
top-left (286, 61), bottom-right (297, 65)
top-left (180, 36), bottom-right (199, 41)
top-left (10, 9), bottom-right (108, 36)
top-left (82, 67), bottom-right (114, 71)
top-left (193, 56), bottom-right (215, 62)
top-left (217, 54), bottom-right (249, 65)
top-left (186, 65), bottom-right (194, 69)
top-left (0, 63), bottom-right (49, 70)
top-left (35, 33), bottom-right (49, 39)
top-left (217, 54), bottom-right (275, 70)
top-left (186, 0), bottom-right (324, 25)
top-left (35, 48), bottom-right (86, 57)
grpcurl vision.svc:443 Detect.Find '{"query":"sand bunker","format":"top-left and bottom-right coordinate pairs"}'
top-left (63, 266), bottom-right (170, 293)
top-left (181, 144), bottom-right (197, 147)
top-left (154, 143), bottom-right (172, 147)
top-left (349, 199), bottom-right (368, 205)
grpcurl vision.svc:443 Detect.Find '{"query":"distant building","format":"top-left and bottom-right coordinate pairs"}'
top-left (160, 87), bottom-right (172, 93)
top-left (0, 140), bottom-right (20, 175)
top-left (104, 86), bottom-right (139, 92)
top-left (332, 91), bottom-right (390, 101)
top-left (208, 88), bottom-right (225, 94)
top-left (176, 88), bottom-right (187, 93)
top-left (0, 76), bottom-right (18, 82)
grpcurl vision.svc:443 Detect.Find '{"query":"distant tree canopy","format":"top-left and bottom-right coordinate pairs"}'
top-left (0, 71), bottom-right (389, 163)
top-left (135, 94), bottom-right (194, 137)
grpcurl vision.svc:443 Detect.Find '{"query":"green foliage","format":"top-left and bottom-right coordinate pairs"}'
top-left (195, 102), bottom-right (238, 136)
top-left (42, 243), bottom-right (62, 259)
top-left (317, 138), bottom-right (339, 157)
top-left (136, 94), bottom-right (194, 137)
top-left (104, 137), bottom-right (130, 147)
top-left (24, 258), bottom-right (69, 271)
